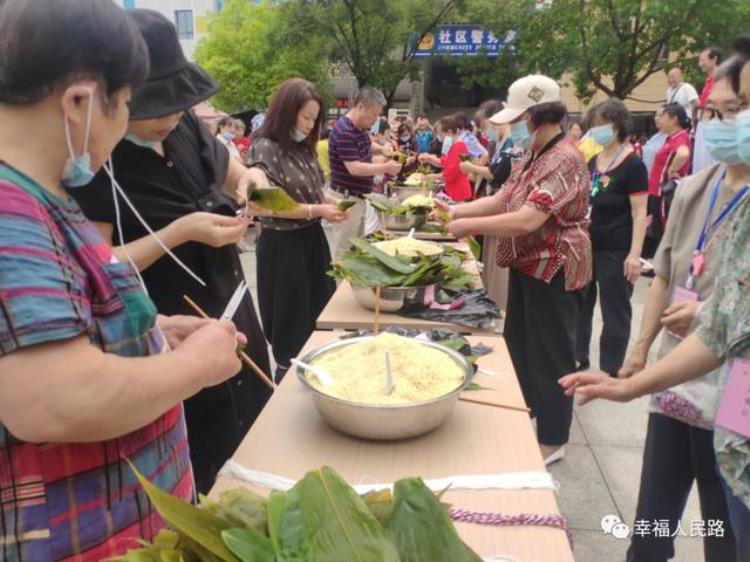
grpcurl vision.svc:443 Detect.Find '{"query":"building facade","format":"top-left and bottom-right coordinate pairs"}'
top-left (113, 0), bottom-right (225, 60)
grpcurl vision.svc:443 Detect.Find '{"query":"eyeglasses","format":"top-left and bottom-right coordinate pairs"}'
top-left (702, 104), bottom-right (746, 122)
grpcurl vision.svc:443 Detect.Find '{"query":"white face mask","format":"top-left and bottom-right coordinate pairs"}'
top-left (61, 88), bottom-right (95, 188)
top-left (291, 128), bottom-right (307, 142)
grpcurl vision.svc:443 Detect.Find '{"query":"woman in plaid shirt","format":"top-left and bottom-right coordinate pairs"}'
top-left (443, 75), bottom-right (592, 466)
top-left (0, 1), bottom-right (245, 559)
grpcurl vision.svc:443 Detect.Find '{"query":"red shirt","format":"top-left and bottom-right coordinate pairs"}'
top-left (495, 136), bottom-right (592, 291)
top-left (648, 129), bottom-right (691, 196)
top-left (699, 74), bottom-right (714, 109)
top-left (441, 140), bottom-right (473, 202)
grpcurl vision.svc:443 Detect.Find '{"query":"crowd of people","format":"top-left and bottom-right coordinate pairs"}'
top-left (0, 0), bottom-right (749, 560)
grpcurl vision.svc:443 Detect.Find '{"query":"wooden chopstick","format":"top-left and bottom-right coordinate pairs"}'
top-left (373, 286), bottom-right (382, 335)
top-left (182, 295), bottom-right (276, 391)
top-left (459, 395), bottom-right (531, 413)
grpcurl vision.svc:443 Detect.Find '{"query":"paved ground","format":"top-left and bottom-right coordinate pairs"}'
top-left (238, 231), bottom-right (707, 561)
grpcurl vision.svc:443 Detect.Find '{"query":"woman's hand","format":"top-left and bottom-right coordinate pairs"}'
top-left (618, 348), bottom-right (648, 379)
top-left (446, 218), bottom-right (475, 239)
top-left (623, 253), bottom-right (642, 283)
top-left (175, 320), bottom-right (244, 387)
top-left (175, 212), bottom-right (250, 248)
top-left (158, 314), bottom-right (212, 349)
top-left (661, 300), bottom-right (700, 338)
top-left (236, 168), bottom-right (269, 205)
top-left (316, 204), bottom-right (349, 224)
top-left (459, 161), bottom-right (474, 175)
top-left (430, 199), bottom-right (456, 222)
top-left (558, 371), bottom-right (638, 406)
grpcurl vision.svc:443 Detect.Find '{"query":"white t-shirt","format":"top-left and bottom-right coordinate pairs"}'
top-left (665, 82), bottom-right (699, 118)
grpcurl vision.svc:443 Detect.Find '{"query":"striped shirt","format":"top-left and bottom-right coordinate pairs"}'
top-left (0, 162), bottom-right (193, 561)
top-left (495, 135), bottom-right (593, 291)
top-left (328, 115), bottom-right (373, 195)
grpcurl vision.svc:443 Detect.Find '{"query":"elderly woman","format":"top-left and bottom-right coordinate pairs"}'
top-left (72, 9), bottom-right (272, 494)
top-left (243, 78), bottom-right (348, 380)
top-left (576, 99), bottom-right (648, 376)
top-left (443, 75), bottom-right (592, 464)
top-left (562, 42), bottom-right (750, 561)
top-left (0, 0), bottom-right (244, 559)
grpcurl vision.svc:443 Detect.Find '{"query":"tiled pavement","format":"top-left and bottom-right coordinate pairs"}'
top-left (239, 232), bottom-right (707, 561)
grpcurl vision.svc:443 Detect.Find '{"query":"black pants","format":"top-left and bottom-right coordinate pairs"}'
top-left (627, 413), bottom-right (736, 562)
top-left (256, 222), bottom-right (336, 379)
top-left (576, 250), bottom-right (634, 375)
top-left (504, 268), bottom-right (583, 446)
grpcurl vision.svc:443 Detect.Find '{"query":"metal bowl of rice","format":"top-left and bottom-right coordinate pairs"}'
top-left (296, 335), bottom-right (473, 440)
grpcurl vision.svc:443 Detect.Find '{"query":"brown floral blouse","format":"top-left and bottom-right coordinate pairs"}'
top-left (247, 137), bottom-right (325, 231)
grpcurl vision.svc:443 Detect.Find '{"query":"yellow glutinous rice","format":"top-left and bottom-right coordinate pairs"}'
top-left (308, 333), bottom-right (465, 405)
top-left (372, 238), bottom-right (443, 258)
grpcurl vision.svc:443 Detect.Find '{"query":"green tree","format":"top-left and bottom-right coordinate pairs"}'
top-left (466, 0), bottom-right (750, 101)
top-left (194, 0), bottom-right (331, 112)
top-left (292, 0), bottom-right (460, 106)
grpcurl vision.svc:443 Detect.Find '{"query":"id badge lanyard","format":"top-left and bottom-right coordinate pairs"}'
top-left (686, 170), bottom-right (750, 289)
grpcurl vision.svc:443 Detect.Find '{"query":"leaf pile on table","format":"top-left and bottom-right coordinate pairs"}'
top-left (112, 465), bottom-right (483, 562)
top-left (366, 194), bottom-right (434, 217)
top-left (329, 238), bottom-right (476, 290)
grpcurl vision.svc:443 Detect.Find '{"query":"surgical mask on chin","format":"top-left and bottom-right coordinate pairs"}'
top-left (509, 120), bottom-right (532, 150)
top-left (399, 135), bottom-right (411, 143)
top-left (61, 89), bottom-right (95, 188)
top-left (703, 118), bottom-right (742, 164)
top-left (125, 133), bottom-right (157, 150)
top-left (291, 128), bottom-right (307, 142)
top-left (222, 131), bottom-right (235, 141)
top-left (736, 109), bottom-right (750, 165)
top-left (441, 135), bottom-right (453, 155)
top-left (590, 123), bottom-right (616, 147)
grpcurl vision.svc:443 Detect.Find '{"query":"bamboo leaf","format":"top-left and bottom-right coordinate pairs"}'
top-left (338, 199), bottom-right (357, 212)
top-left (466, 237), bottom-right (481, 261)
top-left (387, 477), bottom-right (482, 562)
top-left (221, 528), bottom-right (275, 562)
top-left (127, 461), bottom-right (239, 562)
top-left (250, 187), bottom-right (300, 212)
top-left (289, 467), bottom-right (400, 562)
top-left (267, 491), bottom-right (288, 554)
top-left (350, 238), bottom-right (418, 274)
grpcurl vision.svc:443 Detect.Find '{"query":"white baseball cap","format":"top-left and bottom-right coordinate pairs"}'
top-left (490, 74), bottom-right (562, 125)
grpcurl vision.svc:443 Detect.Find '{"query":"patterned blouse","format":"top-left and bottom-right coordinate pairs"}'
top-left (696, 194), bottom-right (750, 510)
top-left (246, 137), bottom-right (325, 231)
top-left (495, 134), bottom-right (593, 291)
top-left (0, 163), bottom-right (193, 561)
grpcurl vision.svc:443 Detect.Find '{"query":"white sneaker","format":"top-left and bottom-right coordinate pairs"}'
top-left (543, 446), bottom-right (566, 466)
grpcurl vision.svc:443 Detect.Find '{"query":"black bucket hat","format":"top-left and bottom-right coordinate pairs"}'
top-left (127, 9), bottom-right (219, 120)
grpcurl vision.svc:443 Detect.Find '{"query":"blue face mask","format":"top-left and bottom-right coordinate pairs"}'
top-left (61, 89), bottom-right (95, 188)
top-left (486, 128), bottom-right (499, 142)
top-left (125, 133), bottom-right (157, 150)
top-left (222, 131), bottom-right (235, 141)
top-left (292, 128), bottom-right (307, 142)
top-left (703, 118), bottom-right (742, 164)
top-left (441, 135), bottom-right (454, 155)
top-left (509, 120), bottom-right (531, 150)
top-left (737, 109), bottom-right (750, 166)
top-left (590, 123), bottom-right (616, 147)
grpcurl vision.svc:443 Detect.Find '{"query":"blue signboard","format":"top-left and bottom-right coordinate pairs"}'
top-left (413, 25), bottom-right (515, 58)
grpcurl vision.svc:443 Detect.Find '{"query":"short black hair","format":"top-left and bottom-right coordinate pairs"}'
top-left (704, 47), bottom-right (722, 64)
top-left (397, 122), bottom-right (412, 135)
top-left (453, 111), bottom-right (471, 131)
top-left (476, 99), bottom-right (503, 121)
top-left (377, 117), bottom-right (390, 135)
top-left (0, 0), bottom-right (149, 107)
top-left (593, 98), bottom-right (632, 142)
top-left (527, 101), bottom-right (568, 127)
top-left (734, 35), bottom-right (750, 60)
top-left (662, 102), bottom-right (691, 130)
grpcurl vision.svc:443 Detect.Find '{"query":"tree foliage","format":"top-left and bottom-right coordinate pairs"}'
top-left (194, 0), bottom-right (331, 112)
top-left (291, 0), bottom-right (460, 105)
top-left (465, 0), bottom-right (750, 101)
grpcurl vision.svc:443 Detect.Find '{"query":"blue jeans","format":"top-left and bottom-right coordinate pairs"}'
top-left (721, 474), bottom-right (750, 560)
